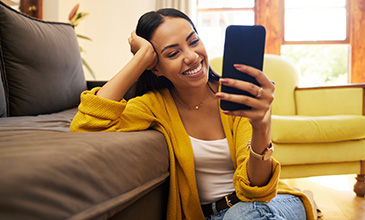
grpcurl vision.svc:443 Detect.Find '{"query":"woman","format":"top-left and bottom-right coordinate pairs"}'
top-left (71, 8), bottom-right (315, 220)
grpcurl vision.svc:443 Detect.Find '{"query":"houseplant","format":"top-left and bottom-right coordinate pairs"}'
top-left (69, 3), bottom-right (95, 79)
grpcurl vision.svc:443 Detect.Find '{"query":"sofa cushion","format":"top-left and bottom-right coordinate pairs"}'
top-left (0, 128), bottom-right (169, 219)
top-left (272, 115), bottom-right (365, 143)
top-left (0, 2), bottom-right (86, 116)
top-left (0, 107), bottom-right (79, 132)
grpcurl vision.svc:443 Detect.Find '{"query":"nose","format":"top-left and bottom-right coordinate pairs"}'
top-left (184, 50), bottom-right (199, 65)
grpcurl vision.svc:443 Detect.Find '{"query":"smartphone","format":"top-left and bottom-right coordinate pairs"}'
top-left (220, 25), bottom-right (266, 111)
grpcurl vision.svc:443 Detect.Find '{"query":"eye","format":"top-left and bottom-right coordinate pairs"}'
top-left (190, 38), bottom-right (200, 46)
top-left (167, 51), bottom-right (179, 58)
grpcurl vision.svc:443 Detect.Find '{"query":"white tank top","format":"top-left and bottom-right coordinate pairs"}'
top-left (189, 136), bottom-right (235, 204)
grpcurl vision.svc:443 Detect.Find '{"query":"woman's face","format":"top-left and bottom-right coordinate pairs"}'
top-left (150, 18), bottom-right (209, 90)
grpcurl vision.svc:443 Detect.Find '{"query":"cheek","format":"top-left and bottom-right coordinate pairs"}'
top-left (157, 59), bottom-right (183, 77)
top-left (197, 41), bottom-right (208, 54)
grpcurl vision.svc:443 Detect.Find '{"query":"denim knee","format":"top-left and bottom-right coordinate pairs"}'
top-left (223, 201), bottom-right (274, 220)
top-left (268, 194), bottom-right (306, 220)
top-left (222, 194), bottom-right (306, 220)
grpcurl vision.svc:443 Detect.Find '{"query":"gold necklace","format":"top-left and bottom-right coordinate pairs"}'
top-left (173, 85), bottom-right (210, 110)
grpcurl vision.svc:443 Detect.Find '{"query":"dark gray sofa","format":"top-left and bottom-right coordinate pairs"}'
top-left (0, 2), bottom-right (169, 219)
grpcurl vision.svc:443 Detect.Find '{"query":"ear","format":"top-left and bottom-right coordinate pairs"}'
top-left (151, 67), bottom-right (163, 77)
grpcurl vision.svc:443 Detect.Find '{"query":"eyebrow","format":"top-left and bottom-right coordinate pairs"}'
top-left (185, 31), bottom-right (195, 41)
top-left (161, 31), bottom-right (196, 54)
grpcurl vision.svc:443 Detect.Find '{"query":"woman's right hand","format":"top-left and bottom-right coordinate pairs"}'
top-left (128, 31), bottom-right (158, 70)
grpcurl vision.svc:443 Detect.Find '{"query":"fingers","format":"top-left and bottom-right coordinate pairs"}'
top-left (217, 64), bottom-right (275, 121)
top-left (217, 89), bottom-right (272, 122)
top-left (222, 107), bottom-right (272, 127)
top-left (129, 31), bottom-right (141, 55)
top-left (219, 64), bottom-right (274, 98)
top-left (233, 64), bottom-right (275, 90)
top-left (128, 30), bottom-right (158, 70)
top-left (219, 78), bottom-right (262, 98)
top-left (218, 64), bottom-right (275, 101)
top-left (216, 90), bottom-right (271, 111)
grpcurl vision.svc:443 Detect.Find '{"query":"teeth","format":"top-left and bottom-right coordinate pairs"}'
top-left (183, 63), bottom-right (202, 75)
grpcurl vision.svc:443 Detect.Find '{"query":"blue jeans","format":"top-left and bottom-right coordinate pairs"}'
top-left (205, 194), bottom-right (306, 220)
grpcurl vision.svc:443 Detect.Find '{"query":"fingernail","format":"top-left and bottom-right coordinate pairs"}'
top-left (220, 78), bottom-right (228, 84)
top-left (215, 92), bottom-right (224, 98)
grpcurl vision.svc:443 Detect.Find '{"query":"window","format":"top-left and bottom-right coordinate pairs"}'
top-left (281, 0), bottom-right (349, 87)
top-left (196, 0), bottom-right (255, 59)
top-left (196, 0), bottom-right (351, 86)
top-left (281, 44), bottom-right (348, 86)
top-left (284, 0), bottom-right (347, 42)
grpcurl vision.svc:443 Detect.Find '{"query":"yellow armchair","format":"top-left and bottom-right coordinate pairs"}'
top-left (210, 54), bottom-right (365, 197)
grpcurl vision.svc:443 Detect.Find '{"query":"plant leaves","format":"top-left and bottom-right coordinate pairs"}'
top-left (79, 46), bottom-right (85, 53)
top-left (70, 12), bottom-right (89, 26)
top-left (68, 3), bottom-right (80, 21)
top-left (77, 34), bottom-right (92, 41)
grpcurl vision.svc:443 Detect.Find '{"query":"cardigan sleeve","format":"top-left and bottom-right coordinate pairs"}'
top-left (70, 87), bottom-right (162, 132)
top-left (232, 117), bottom-right (280, 203)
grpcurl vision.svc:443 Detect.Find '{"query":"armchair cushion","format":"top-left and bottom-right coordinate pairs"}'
top-left (0, 2), bottom-right (86, 116)
top-left (272, 115), bottom-right (365, 143)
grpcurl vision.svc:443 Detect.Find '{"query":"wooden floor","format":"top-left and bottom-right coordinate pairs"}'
top-left (282, 175), bottom-right (365, 220)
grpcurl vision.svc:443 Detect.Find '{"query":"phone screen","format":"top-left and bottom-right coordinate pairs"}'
top-left (220, 25), bottom-right (266, 111)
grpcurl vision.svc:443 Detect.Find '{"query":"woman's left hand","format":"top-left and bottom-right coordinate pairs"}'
top-left (216, 64), bottom-right (275, 128)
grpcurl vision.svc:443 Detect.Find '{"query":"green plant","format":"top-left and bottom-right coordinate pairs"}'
top-left (68, 4), bottom-right (95, 79)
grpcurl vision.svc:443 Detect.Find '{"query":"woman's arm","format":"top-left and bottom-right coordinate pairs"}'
top-left (71, 31), bottom-right (158, 132)
top-left (216, 64), bottom-right (275, 187)
top-left (96, 31), bottom-right (157, 101)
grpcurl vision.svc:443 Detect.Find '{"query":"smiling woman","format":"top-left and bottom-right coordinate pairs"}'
top-left (70, 8), bottom-right (316, 220)
top-left (133, 9), bottom-right (220, 97)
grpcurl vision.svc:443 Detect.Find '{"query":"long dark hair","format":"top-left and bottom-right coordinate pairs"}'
top-left (134, 8), bottom-right (220, 96)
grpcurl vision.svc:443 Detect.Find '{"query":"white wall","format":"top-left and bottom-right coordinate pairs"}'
top-left (43, 0), bottom-right (156, 80)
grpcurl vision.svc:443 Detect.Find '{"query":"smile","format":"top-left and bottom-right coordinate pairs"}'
top-left (182, 62), bottom-right (203, 75)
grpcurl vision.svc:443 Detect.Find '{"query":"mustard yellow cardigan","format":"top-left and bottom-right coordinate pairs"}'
top-left (70, 87), bottom-right (315, 220)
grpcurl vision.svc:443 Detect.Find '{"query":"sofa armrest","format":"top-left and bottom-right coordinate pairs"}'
top-left (86, 80), bottom-right (137, 101)
top-left (87, 80), bottom-right (107, 90)
top-left (295, 84), bottom-right (365, 116)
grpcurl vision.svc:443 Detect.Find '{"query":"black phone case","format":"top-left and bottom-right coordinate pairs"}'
top-left (220, 25), bottom-right (266, 111)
